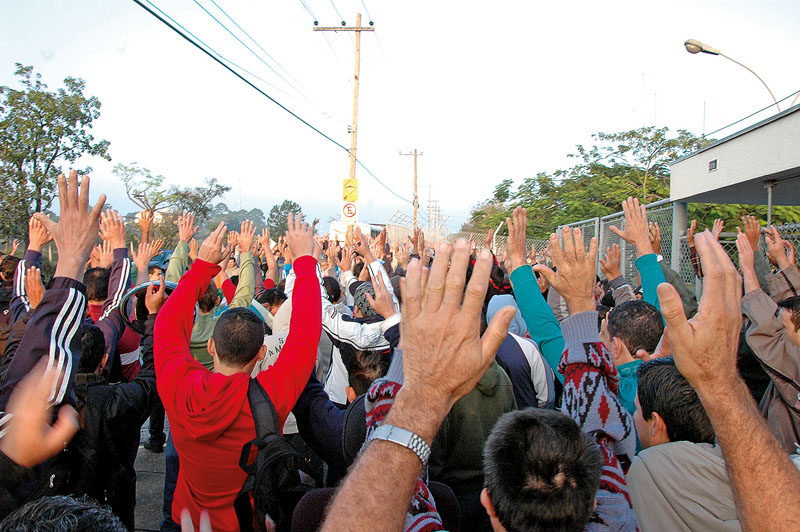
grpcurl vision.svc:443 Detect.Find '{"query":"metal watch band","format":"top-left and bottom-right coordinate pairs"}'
top-left (367, 424), bottom-right (431, 465)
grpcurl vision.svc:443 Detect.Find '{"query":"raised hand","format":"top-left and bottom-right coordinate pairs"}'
top-left (599, 243), bottom-right (622, 280)
top-left (257, 228), bottom-right (271, 251)
top-left (99, 209), bottom-right (126, 250)
top-left (138, 210), bottom-right (154, 242)
top-left (687, 219), bottom-right (698, 248)
top-left (736, 229), bottom-right (759, 293)
top-left (506, 206), bottom-right (528, 272)
top-left (188, 238), bottom-right (198, 262)
top-left (24, 266), bottom-right (45, 310)
top-left (337, 245), bottom-right (354, 272)
top-left (353, 226), bottom-right (371, 259)
top-left (712, 219), bottom-right (724, 241)
top-left (238, 220), bottom-right (256, 254)
top-left (98, 240), bottom-right (114, 269)
top-left (177, 213), bottom-right (198, 243)
top-left (89, 244), bottom-right (101, 269)
top-left (198, 222), bottom-right (227, 265)
top-left (286, 213), bottom-right (314, 259)
top-left (533, 227), bottom-right (598, 315)
top-left (145, 274), bottom-right (167, 315)
top-left (765, 225), bottom-right (790, 269)
top-left (0, 361), bottom-right (79, 468)
top-left (33, 170), bottom-right (105, 280)
top-left (784, 240), bottom-right (796, 267)
top-left (649, 221), bottom-right (662, 255)
top-left (27, 216), bottom-right (52, 252)
top-left (10, 239), bottom-right (20, 256)
top-left (609, 196), bottom-right (652, 257)
top-left (365, 268), bottom-right (396, 319)
top-left (227, 230), bottom-right (239, 250)
top-left (658, 231), bottom-right (742, 390)
top-left (401, 240), bottom-right (516, 414)
top-left (742, 215), bottom-right (761, 249)
top-left (133, 240), bottom-right (161, 272)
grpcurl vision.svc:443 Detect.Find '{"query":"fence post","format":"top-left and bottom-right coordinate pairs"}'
top-left (671, 201), bottom-right (688, 271)
top-left (594, 217), bottom-right (601, 272)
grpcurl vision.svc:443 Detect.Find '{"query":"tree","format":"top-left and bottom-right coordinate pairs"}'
top-left (114, 163), bottom-right (173, 213)
top-left (267, 200), bottom-right (302, 237)
top-left (171, 178), bottom-right (231, 223)
top-left (0, 64), bottom-right (110, 237)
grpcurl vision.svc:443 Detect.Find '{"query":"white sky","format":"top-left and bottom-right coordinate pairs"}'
top-left (2, 0), bottom-right (799, 233)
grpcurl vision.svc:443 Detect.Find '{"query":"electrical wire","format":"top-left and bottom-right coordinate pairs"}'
top-left (205, 0), bottom-right (302, 87)
top-left (359, 0), bottom-right (373, 22)
top-left (297, 0), bottom-right (317, 20)
top-left (297, 0), bottom-right (341, 62)
top-left (705, 88), bottom-right (800, 138)
top-left (190, 0), bottom-right (303, 97)
top-left (132, 0), bottom-right (412, 205)
top-left (328, 0), bottom-right (345, 23)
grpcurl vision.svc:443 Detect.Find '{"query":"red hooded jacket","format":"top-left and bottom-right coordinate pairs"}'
top-left (154, 255), bottom-right (321, 532)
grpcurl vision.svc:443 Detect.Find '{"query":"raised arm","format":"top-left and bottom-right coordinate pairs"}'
top-left (10, 217), bottom-right (50, 322)
top-left (164, 213), bottom-right (197, 284)
top-left (660, 230), bottom-right (800, 531)
top-left (506, 207), bottom-right (565, 382)
top-left (228, 220), bottom-right (255, 309)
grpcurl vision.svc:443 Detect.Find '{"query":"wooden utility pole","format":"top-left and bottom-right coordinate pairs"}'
top-left (315, 14), bottom-right (374, 224)
top-left (399, 149), bottom-right (423, 228)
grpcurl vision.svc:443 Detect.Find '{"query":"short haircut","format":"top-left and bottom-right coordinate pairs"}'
top-left (0, 494), bottom-right (126, 531)
top-left (148, 264), bottom-right (164, 276)
top-left (607, 300), bottom-right (664, 356)
top-left (212, 307), bottom-right (265, 367)
top-left (84, 267), bottom-right (111, 301)
top-left (636, 356), bottom-right (714, 444)
top-left (484, 409), bottom-right (603, 532)
top-left (78, 324), bottom-right (106, 373)
top-left (322, 276), bottom-right (341, 303)
top-left (777, 295), bottom-right (800, 331)
top-left (198, 282), bottom-right (219, 313)
top-left (0, 255), bottom-right (19, 283)
top-left (343, 348), bottom-right (390, 396)
top-left (257, 287), bottom-right (287, 308)
top-left (352, 261), bottom-right (364, 278)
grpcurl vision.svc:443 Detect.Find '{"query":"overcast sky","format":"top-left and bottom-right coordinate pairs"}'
top-left (2, 0), bottom-right (799, 233)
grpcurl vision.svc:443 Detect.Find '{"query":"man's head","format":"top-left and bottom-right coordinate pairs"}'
top-left (147, 265), bottom-right (165, 281)
top-left (777, 296), bottom-right (800, 346)
top-left (84, 267), bottom-right (110, 303)
top-left (343, 348), bottom-right (390, 403)
top-left (352, 282), bottom-right (378, 319)
top-left (322, 276), bottom-right (341, 304)
top-left (634, 356), bottom-right (714, 449)
top-left (482, 409), bottom-right (603, 532)
top-left (257, 288), bottom-right (287, 316)
top-left (209, 307), bottom-right (266, 372)
top-left (198, 282), bottom-right (221, 314)
top-left (78, 324), bottom-right (108, 375)
top-left (607, 300), bottom-right (663, 364)
top-left (0, 255), bottom-right (19, 284)
top-left (0, 495), bottom-right (127, 532)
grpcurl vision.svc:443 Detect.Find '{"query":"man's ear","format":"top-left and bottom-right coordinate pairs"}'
top-left (345, 386), bottom-right (357, 404)
top-left (480, 488), bottom-right (497, 518)
top-left (255, 344), bottom-right (267, 362)
top-left (207, 337), bottom-right (217, 357)
top-left (94, 353), bottom-right (109, 375)
top-left (611, 337), bottom-right (624, 359)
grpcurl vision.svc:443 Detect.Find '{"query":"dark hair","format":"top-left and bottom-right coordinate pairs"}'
top-left (0, 494), bottom-right (126, 531)
top-left (607, 300), bottom-right (664, 356)
top-left (0, 255), bottom-right (20, 284)
top-left (777, 295), bottom-right (800, 331)
top-left (343, 348), bottom-right (390, 396)
top-left (78, 324), bottom-right (106, 373)
top-left (257, 288), bottom-right (287, 308)
top-left (484, 409), bottom-right (602, 532)
top-left (212, 308), bottom-right (265, 367)
top-left (322, 276), bottom-right (341, 303)
top-left (636, 356), bottom-right (714, 444)
top-left (352, 261), bottom-right (364, 279)
top-left (147, 265), bottom-right (164, 276)
top-left (83, 268), bottom-right (110, 301)
top-left (596, 304), bottom-right (610, 330)
top-left (198, 282), bottom-right (219, 313)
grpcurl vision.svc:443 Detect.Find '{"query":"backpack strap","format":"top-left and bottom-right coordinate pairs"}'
top-left (234, 378), bottom-right (283, 532)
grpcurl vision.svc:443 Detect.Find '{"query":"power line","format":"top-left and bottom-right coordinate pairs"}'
top-left (297, 0), bottom-right (317, 20)
top-left (132, 0), bottom-right (412, 205)
top-left (205, 0), bottom-right (302, 88)
top-left (190, 0), bottom-right (303, 97)
top-left (359, 0), bottom-right (373, 22)
top-left (328, 0), bottom-right (345, 23)
top-left (296, 0), bottom-right (341, 62)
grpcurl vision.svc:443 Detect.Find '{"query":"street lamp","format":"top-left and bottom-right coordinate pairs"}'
top-left (684, 39), bottom-right (781, 112)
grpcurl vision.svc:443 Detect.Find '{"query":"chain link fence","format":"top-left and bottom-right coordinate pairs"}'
top-left (450, 231), bottom-right (549, 258)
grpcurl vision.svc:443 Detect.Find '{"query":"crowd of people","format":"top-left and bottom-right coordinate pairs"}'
top-left (0, 172), bottom-right (798, 531)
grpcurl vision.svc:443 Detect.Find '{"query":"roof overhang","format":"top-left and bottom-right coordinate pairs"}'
top-left (670, 105), bottom-right (800, 205)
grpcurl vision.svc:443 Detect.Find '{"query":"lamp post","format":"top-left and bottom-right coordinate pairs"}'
top-left (684, 39), bottom-right (781, 112)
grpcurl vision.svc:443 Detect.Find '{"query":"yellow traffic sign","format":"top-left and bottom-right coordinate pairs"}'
top-left (343, 178), bottom-right (358, 201)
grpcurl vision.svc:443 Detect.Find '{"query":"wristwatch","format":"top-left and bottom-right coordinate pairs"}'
top-left (367, 424), bottom-right (431, 465)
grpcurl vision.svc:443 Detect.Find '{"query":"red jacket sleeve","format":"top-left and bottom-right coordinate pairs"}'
top-left (221, 278), bottom-right (236, 304)
top-left (263, 278), bottom-right (275, 291)
top-left (154, 259), bottom-right (219, 411)
top-left (256, 255), bottom-right (321, 422)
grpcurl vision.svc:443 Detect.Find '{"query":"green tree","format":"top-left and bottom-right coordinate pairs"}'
top-left (0, 64), bottom-right (111, 237)
top-left (267, 200), bottom-right (302, 237)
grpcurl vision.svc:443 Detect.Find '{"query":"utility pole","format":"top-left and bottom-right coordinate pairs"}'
top-left (399, 149), bottom-right (423, 228)
top-left (315, 14), bottom-right (374, 225)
